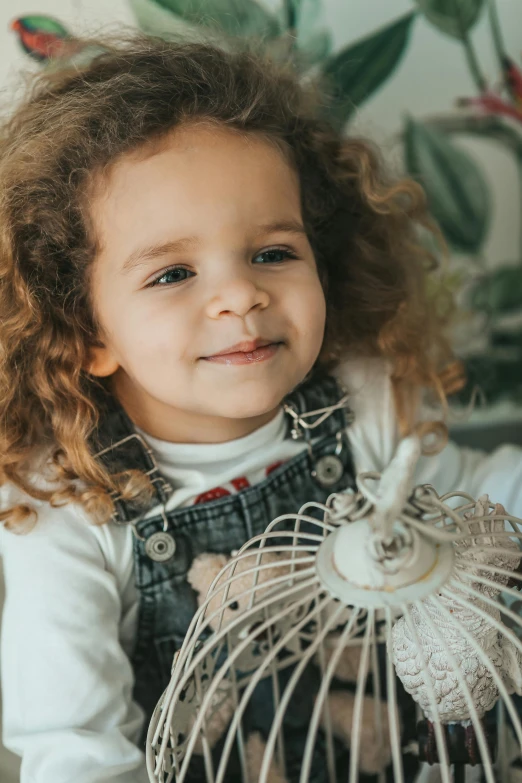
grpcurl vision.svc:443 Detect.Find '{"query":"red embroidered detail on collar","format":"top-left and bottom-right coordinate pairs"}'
top-left (266, 460), bottom-right (285, 476)
top-left (193, 486), bottom-right (231, 505)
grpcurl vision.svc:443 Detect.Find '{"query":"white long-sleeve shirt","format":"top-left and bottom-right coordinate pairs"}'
top-left (1, 356), bottom-right (522, 783)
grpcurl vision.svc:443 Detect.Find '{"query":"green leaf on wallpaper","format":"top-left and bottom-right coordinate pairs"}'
top-left (470, 265), bottom-right (522, 314)
top-left (415, 0), bottom-right (484, 39)
top-left (458, 354), bottom-right (522, 405)
top-left (492, 326), bottom-right (522, 350)
top-left (128, 0), bottom-right (203, 38)
top-left (296, 29), bottom-right (332, 67)
top-left (281, 0), bottom-right (319, 33)
top-left (278, 0), bottom-right (332, 67)
top-left (404, 116), bottom-right (491, 253)
top-left (319, 12), bottom-right (416, 130)
top-left (149, 0), bottom-right (282, 39)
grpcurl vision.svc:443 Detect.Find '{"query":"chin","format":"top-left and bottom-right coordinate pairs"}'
top-left (220, 385), bottom-right (288, 419)
top-left (222, 400), bottom-right (277, 420)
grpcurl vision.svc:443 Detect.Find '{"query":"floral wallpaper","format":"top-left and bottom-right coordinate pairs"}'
top-left (0, 2), bottom-right (521, 775)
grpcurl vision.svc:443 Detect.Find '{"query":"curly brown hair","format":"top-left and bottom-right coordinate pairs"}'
top-left (0, 30), bottom-right (464, 533)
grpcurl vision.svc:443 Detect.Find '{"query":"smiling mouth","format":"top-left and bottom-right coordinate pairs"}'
top-left (202, 342), bottom-right (283, 365)
top-left (204, 338), bottom-right (281, 358)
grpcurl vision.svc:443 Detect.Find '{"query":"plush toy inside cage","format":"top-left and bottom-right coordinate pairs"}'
top-left (146, 437), bottom-right (522, 783)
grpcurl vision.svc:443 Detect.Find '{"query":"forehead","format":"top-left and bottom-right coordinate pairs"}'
top-left (91, 122), bottom-right (297, 205)
top-left (87, 123), bottom-right (302, 260)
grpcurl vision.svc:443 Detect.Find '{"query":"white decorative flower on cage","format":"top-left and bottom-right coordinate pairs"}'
top-left (391, 495), bottom-right (522, 723)
top-left (146, 435), bottom-right (522, 783)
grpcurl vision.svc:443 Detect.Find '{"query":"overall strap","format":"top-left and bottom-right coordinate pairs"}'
top-left (283, 370), bottom-right (353, 442)
top-left (87, 390), bottom-right (173, 525)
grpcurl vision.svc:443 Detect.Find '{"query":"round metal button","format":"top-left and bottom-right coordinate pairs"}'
top-left (314, 454), bottom-right (344, 487)
top-left (145, 531), bottom-right (176, 562)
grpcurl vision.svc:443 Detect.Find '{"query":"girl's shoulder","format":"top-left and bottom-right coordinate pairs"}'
top-left (330, 353), bottom-right (401, 473)
top-left (0, 445), bottom-right (133, 590)
top-left (330, 353), bottom-right (397, 430)
top-left (330, 353), bottom-right (392, 395)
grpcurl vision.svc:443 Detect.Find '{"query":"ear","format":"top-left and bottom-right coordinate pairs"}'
top-left (187, 553), bottom-right (229, 600)
top-left (83, 345), bottom-right (119, 377)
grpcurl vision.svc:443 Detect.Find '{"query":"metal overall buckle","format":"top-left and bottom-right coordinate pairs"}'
top-left (282, 386), bottom-right (353, 488)
top-left (93, 433), bottom-right (176, 560)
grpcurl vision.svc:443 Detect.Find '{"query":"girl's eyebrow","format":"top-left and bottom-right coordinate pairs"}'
top-left (120, 219), bottom-right (307, 275)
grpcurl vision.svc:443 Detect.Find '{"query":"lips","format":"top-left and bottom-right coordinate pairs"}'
top-left (203, 338), bottom-right (278, 358)
top-left (203, 342), bottom-right (282, 365)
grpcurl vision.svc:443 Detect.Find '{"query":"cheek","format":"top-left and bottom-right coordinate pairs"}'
top-left (291, 274), bottom-right (326, 331)
top-left (135, 294), bottom-right (189, 339)
top-left (102, 294), bottom-right (179, 365)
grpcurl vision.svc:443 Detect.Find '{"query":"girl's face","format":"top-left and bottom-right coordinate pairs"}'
top-left (85, 123), bottom-right (326, 443)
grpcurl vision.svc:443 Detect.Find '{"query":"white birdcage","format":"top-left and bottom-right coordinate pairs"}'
top-left (145, 435), bottom-right (522, 783)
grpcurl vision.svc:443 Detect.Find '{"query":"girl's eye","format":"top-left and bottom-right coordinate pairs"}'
top-left (145, 266), bottom-right (192, 288)
top-left (147, 247), bottom-right (297, 288)
top-left (253, 247), bottom-right (298, 265)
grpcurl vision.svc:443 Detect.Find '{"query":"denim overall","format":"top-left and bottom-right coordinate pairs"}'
top-left (88, 369), bottom-right (419, 782)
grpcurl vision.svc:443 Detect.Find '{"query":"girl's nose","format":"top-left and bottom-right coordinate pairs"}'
top-left (205, 276), bottom-right (270, 319)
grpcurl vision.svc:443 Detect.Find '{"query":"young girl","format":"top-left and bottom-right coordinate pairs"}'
top-left (0, 30), bottom-right (521, 783)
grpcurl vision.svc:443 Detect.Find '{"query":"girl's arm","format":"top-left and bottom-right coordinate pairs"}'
top-left (0, 484), bottom-right (149, 783)
top-left (336, 356), bottom-right (522, 520)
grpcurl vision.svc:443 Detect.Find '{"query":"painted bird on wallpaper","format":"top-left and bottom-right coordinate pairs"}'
top-left (10, 16), bottom-right (77, 62)
top-left (10, 15), bottom-right (105, 67)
